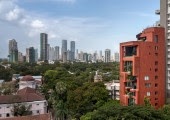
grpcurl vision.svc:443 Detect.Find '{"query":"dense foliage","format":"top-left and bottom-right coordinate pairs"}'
top-left (0, 62), bottom-right (119, 82)
top-left (81, 101), bottom-right (170, 120)
top-left (2, 62), bottom-right (170, 120)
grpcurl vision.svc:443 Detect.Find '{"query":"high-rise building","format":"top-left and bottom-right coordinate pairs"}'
top-left (83, 53), bottom-right (88, 63)
top-left (70, 41), bottom-right (75, 61)
top-left (105, 49), bottom-right (111, 63)
top-left (35, 49), bottom-right (38, 62)
top-left (62, 40), bottom-right (67, 62)
top-left (120, 27), bottom-right (165, 109)
top-left (26, 47), bottom-right (35, 63)
top-left (55, 46), bottom-right (60, 61)
top-left (114, 52), bottom-right (120, 62)
top-left (47, 44), bottom-right (50, 61)
top-left (9, 39), bottom-right (18, 63)
top-left (67, 50), bottom-right (72, 61)
top-left (100, 50), bottom-right (103, 60)
top-left (159, 0), bottom-right (170, 103)
top-left (49, 47), bottom-right (55, 61)
top-left (76, 49), bottom-right (79, 60)
top-left (40, 33), bottom-right (48, 61)
top-left (63, 52), bottom-right (67, 63)
top-left (79, 51), bottom-right (84, 62)
top-left (18, 52), bottom-right (24, 62)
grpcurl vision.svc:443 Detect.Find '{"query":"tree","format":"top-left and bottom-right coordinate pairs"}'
top-left (0, 82), bottom-right (17, 95)
top-left (144, 97), bottom-right (152, 107)
top-left (67, 82), bottom-right (109, 119)
top-left (11, 104), bottom-right (32, 117)
top-left (81, 101), bottom-right (165, 120)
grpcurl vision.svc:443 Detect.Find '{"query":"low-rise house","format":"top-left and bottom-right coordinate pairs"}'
top-left (0, 87), bottom-right (47, 119)
top-left (94, 70), bottom-right (102, 82)
top-left (105, 80), bottom-right (120, 100)
top-left (19, 76), bottom-right (36, 90)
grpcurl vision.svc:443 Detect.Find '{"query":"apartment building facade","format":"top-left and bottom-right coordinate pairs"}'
top-left (120, 27), bottom-right (165, 109)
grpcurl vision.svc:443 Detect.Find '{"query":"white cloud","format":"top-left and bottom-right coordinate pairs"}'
top-left (31, 20), bottom-right (45, 29)
top-left (6, 7), bottom-right (21, 21)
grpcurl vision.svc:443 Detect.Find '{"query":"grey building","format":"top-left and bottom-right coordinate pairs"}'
top-left (8, 39), bottom-right (18, 63)
top-left (159, 0), bottom-right (170, 103)
top-left (70, 41), bottom-right (75, 61)
top-left (100, 50), bottom-right (103, 60)
top-left (114, 52), bottom-right (120, 62)
top-left (67, 50), bottom-right (72, 61)
top-left (105, 49), bottom-right (111, 63)
top-left (26, 47), bottom-right (35, 63)
top-left (47, 44), bottom-right (50, 61)
top-left (83, 53), bottom-right (88, 63)
top-left (63, 52), bottom-right (67, 63)
top-left (55, 46), bottom-right (60, 61)
top-left (62, 40), bottom-right (67, 61)
top-left (40, 33), bottom-right (48, 61)
top-left (35, 49), bottom-right (38, 62)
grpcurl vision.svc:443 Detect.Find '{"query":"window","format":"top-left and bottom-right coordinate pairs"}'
top-left (6, 113), bottom-right (10, 117)
top-left (155, 91), bottom-right (158, 95)
top-left (147, 92), bottom-right (151, 96)
top-left (36, 104), bottom-right (39, 106)
top-left (155, 98), bottom-right (158, 100)
top-left (154, 35), bottom-right (158, 43)
top-left (155, 53), bottom-right (158, 56)
top-left (37, 110), bottom-right (40, 114)
top-left (155, 46), bottom-right (158, 50)
top-left (155, 76), bottom-right (158, 80)
top-left (145, 83), bottom-right (151, 88)
top-left (155, 103), bottom-right (158, 106)
top-left (155, 61), bottom-right (158, 66)
top-left (155, 69), bottom-right (158, 72)
top-left (144, 76), bottom-right (149, 80)
top-left (155, 83), bottom-right (158, 87)
top-left (6, 106), bottom-right (10, 108)
top-left (0, 114), bottom-right (1, 117)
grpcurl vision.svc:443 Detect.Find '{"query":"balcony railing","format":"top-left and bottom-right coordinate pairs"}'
top-left (127, 75), bottom-right (137, 81)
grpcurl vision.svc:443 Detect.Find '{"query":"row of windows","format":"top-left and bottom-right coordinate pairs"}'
top-left (145, 83), bottom-right (158, 88)
top-left (144, 76), bottom-right (158, 81)
top-left (0, 104), bottom-right (40, 110)
top-left (146, 91), bottom-right (158, 96)
top-left (0, 110), bottom-right (40, 118)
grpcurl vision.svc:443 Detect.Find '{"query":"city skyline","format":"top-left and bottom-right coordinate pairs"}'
top-left (0, 0), bottom-right (159, 58)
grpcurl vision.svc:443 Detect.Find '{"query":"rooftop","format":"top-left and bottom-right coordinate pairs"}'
top-left (0, 93), bottom-right (45, 104)
top-left (21, 75), bottom-right (35, 82)
top-left (17, 87), bottom-right (36, 95)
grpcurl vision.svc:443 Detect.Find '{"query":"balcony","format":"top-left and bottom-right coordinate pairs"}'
top-left (124, 62), bottom-right (132, 73)
top-left (125, 82), bottom-right (132, 89)
top-left (124, 46), bottom-right (137, 57)
top-left (127, 75), bottom-right (137, 81)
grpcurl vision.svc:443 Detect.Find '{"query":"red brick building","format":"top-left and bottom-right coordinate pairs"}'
top-left (120, 27), bottom-right (165, 109)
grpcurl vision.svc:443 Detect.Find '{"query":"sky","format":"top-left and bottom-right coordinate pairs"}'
top-left (0, 0), bottom-right (159, 58)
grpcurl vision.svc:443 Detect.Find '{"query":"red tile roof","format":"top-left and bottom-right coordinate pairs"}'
top-left (21, 75), bottom-right (35, 81)
top-left (17, 87), bottom-right (36, 95)
top-left (0, 93), bottom-right (45, 104)
top-left (2, 113), bottom-right (51, 120)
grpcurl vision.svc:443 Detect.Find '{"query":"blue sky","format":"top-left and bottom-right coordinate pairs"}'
top-left (0, 0), bottom-right (159, 58)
